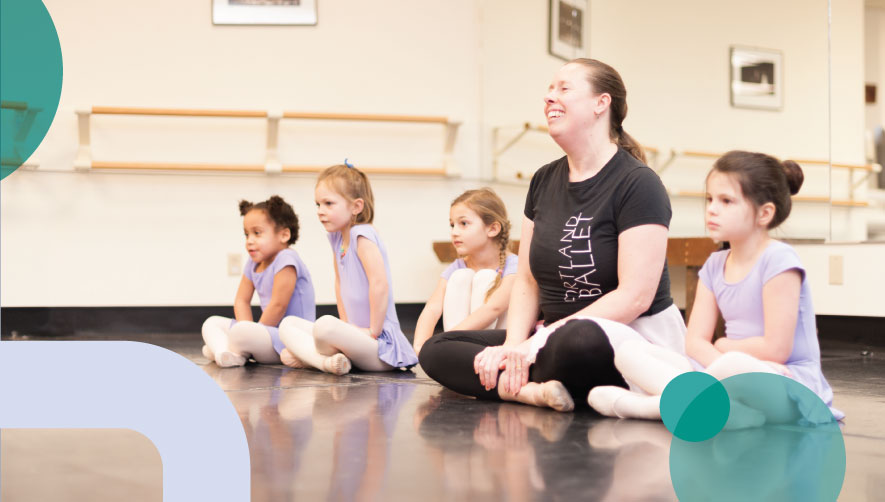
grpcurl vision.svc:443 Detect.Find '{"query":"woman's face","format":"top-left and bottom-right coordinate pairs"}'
top-left (544, 63), bottom-right (608, 142)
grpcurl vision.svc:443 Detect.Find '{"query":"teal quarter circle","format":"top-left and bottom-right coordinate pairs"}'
top-left (660, 371), bottom-right (730, 442)
top-left (1, 0), bottom-right (63, 180)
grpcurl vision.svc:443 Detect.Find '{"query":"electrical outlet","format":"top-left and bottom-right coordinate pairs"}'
top-left (828, 255), bottom-right (844, 285)
top-left (227, 253), bottom-right (243, 277)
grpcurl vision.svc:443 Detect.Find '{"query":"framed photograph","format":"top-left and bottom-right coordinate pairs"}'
top-left (212, 0), bottom-right (317, 26)
top-left (730, 46), bottom-right (783, 110)
top-left (548, 0), bottom-right (588, 61)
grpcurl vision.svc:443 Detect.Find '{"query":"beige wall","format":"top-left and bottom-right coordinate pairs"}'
top-left (2, 0), bottom-right (880, 316)
top-left (866, 6), bottom-right (885, 131)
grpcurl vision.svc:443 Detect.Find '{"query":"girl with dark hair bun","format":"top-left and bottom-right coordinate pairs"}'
top-left (419, 59), bottom-right (684, 412)
top-left (201, 195), bottom-right (316, 367)
top-left (588, 151), bottom-right (843, 425)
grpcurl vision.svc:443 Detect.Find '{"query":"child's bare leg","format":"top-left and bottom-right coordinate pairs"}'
top-left (279, 316), bottom-right (327, 371)
top-left (442, 269), bottom-right (475, 331)
top-left (222, 321), bottom-right (281, 366)
top-left (497, 379), bottom-right (574, 412)
top-left (312, 316), bottom-right (393, 373)
top-left (201, 316), bottom-right (233, 363)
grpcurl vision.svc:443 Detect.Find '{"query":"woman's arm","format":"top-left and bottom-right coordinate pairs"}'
top-left (257, 267), bottom-right (297, 327)
top-left (684, 281), bottom-right (724, 367)
top-left (233, 275), bottom-right (256, 322)
top-left (451, 274), bottom-right (518, 331)
top-left (545, 223), bottom-right (668, 329)
top-left (503, 217), bottom-right (541, 346)
top-left (475, 217), bottom-right (539, 390)
top-left (355, 235), bottom-right (388, 338)
top-left (712, 270), bottom-right (800, 364)
top-left (413, 278), bottom-right (447, 354)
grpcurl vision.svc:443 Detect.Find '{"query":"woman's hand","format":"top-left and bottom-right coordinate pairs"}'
top-left (499, 345), bottom-right (532, 396)
top-left (474, 346), bottom-right (507, 391)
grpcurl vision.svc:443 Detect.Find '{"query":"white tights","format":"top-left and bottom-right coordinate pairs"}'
top-left (201, 316), bottom-right (281, 367)
top-left (442, 268), bottom-right (507, 331)
top-left (278, 315), bottom-right (394, 374)
top-left (588, 340), bottom-right (800, 427)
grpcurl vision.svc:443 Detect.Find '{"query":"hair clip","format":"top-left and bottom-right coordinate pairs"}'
top-left (344, 158), bottom-right (354, 168)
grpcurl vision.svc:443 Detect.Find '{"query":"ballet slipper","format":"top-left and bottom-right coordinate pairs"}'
top-left (280, 349), bottom-right (308, 369)
top-left (588, 386), bottom-right (631, 417)
top-left (216, 351), bottom-right (247, 368)
top-left (323, 353), bottom-right (352, 376)
top-left (534, 381), bottom-right (574, 412)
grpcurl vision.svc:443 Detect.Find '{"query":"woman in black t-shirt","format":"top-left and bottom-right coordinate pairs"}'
top-left (419, 59), bottom-right (686, 411)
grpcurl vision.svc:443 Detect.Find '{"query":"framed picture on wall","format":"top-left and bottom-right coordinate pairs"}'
top-left (730, 46), bottom-right (783, 110)
top-left (548, 0), bottom-right (588, 61)
top-left (212, 0), bottom-right (317, 26)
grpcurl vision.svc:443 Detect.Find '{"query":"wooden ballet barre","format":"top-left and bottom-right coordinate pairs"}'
top-left (790, 158), bottom-right (880, 172)
top-left (282, 165), bottom-right (447, 176)
top-left (674, 191), bottom-right (869, 208)
top-left (667, 149), bottom-right (877, 172)
top-left (87, 161), bottom-right (448, 176)
top-left (90, 161), bottom-right (266, 172)
top-left (91, 106), bottom-right (267, 118)
top-left (282, 111), bottom-right (450, 124)
top-left (1, 100), bottom-right (30, 111)
top-left (77, 106), bottom-right (461, 175)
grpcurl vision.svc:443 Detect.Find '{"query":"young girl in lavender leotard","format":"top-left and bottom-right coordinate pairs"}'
top-left (588, 151), bottom-right (843, 426)
top-left (202, 195), bottom-right (316, 367)
top-left (412, 188), bottom-right (518, 355)
top-left (277, 164), bottom-right (417, 375)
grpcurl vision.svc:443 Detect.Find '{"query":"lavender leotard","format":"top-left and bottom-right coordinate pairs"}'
top-left (242, 248), bottom-right (317, 354)
top-left (329, 224), bottom-right (418, 368)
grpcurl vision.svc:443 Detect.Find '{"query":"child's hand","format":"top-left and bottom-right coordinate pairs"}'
top-left (362, 327), bottom-right (379, 339)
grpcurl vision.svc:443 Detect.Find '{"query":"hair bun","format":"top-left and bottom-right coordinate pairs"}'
top-left (782, 160), bottom-right (804, 195)
top-left (238, 199), bottom-right (254, 216)
top-left (266, 195), bottom-right (284, 210)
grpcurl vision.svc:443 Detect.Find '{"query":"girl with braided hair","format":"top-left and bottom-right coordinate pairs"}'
top-left (202, 195), bottom-right (316, 367)
top-left (412, 188), bottom-right (518, 355)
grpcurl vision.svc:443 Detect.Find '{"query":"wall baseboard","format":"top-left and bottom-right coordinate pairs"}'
top-left (0, 305), bottom-right (429, 339)
top-left (2, 306), bottom-right (881, 346)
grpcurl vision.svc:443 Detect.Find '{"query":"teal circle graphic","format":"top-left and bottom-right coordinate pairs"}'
top-left (660, 371), bottom-right (730, 442)
top-left (667, 373), bottom-right (846, 502)
top-left (1, 0), bottom-right (63, 180)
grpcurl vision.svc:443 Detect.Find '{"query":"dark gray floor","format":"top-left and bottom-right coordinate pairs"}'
top-left (2, 332), bottom-right (884, 501)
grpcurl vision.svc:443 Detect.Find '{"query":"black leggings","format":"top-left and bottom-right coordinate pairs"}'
top-left (418, 319), bottom-right (628, 405)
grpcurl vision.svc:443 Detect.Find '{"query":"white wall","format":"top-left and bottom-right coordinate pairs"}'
top-left (2, 0), bottom-right (880, 316)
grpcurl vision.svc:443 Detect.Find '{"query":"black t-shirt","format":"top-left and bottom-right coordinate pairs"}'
top-left (524, 148), bottom-right (673, 324)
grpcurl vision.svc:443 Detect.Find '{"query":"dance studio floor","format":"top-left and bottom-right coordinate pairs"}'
top-left (2, 331), bottom-right (884, 501)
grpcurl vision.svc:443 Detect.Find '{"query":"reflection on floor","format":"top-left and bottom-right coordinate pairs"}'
top-left (2, 333), bottom-right (884, 501)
